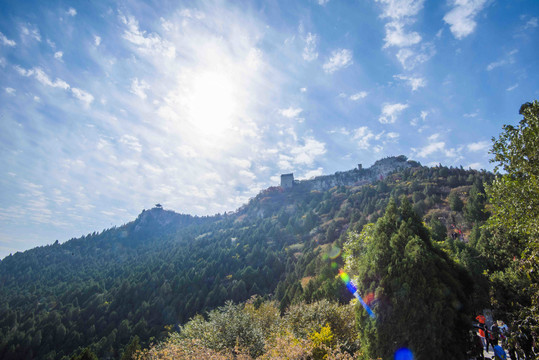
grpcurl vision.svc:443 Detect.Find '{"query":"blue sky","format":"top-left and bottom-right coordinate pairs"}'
top-left (0, 0), bottom-right (538, 258)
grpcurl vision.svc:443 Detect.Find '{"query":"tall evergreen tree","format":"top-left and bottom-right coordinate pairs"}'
top-left (344, 198), bottom-right (473, 360)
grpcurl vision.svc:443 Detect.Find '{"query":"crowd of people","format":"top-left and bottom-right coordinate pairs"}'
top-left (471, 314), bottom-right (537, 360)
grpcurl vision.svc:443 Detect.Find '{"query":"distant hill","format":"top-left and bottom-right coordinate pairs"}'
top-left (0, 156), bottom-right (493, 360)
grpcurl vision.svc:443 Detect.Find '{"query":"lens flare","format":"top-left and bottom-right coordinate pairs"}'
top-left (338, 270), bottom-right (376, 318)
top-left (394, 347), bottom-right (413, 360)
top-left (328, 245), bottom-right (341, 259)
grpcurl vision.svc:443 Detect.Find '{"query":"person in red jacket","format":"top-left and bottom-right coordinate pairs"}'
top-left (476, 314), bottom-right (489, 351)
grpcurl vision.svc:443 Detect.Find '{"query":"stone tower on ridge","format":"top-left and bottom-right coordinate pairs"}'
top-left (281, 173), bottom-right (294, 189)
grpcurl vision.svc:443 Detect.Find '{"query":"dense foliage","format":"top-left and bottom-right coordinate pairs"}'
top-left (136, 299), bottom-right (359, 360)
top-left (486, 100), bottom-right (539, 339)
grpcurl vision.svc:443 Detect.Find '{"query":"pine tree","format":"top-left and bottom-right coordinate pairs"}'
top-left (344, 198), bottom-right (472, 360)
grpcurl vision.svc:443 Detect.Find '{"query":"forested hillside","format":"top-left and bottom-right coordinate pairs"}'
top-left (0, 155), bottom-right (499, 359)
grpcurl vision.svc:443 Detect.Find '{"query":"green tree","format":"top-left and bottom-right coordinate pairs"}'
top-left (487, 100), bottom-right (539, 240)
top-left (464, 181), bottom-right (488, 224)
top-left (448, 191), bottom-right (464, 212)
top-left (121, 335), bottom-right (140, 360)
top-left (486, 100), bottom-right (539, 332)
top-left (428, 216), bottom-right (447, 242)
top-left (344, 198), bottom-right (472, 360)
top-left (70, 347), bottom-right (98, 360)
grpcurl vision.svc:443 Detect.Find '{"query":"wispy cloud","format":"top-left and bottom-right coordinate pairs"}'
top-left (444, 0), bottom-right (488, 39)
top-left (302, 167), bottom-right (324, 179)
top-left (467, 140), bottom-right (490, 152)
top-left (486, 49), bottom-right (518, 71)
top-left (279, 107), bottom-right (303, 118)
top-left (94, 35), bottom-right (101, 46)
top-left (14, 66), bottom-right (94, 106)
top-left (290, 137), bottom-right (326, 165)
top-left (303, 33), bottom-right (318, 61)
top-left (54, 51), bottom-right (63, 60)
top-left (349, 91), bottom-right (368, 101)
top-left (524, 17), bottom-right (538, 29)
top-left (396, 42), bottom-right (435, 70)
top-left (0, 32), bottom-right (16, 46)
top-left (393, 74), bottom-right (426, 91)
top-left (379, 103), bottom-right (408, 124)
top-left (353, 126), bottom-right (375, 149)
top-left (67, 7), bottom-right (77, 16)
top-left (20, 24), bottom-right (41, 42)
top-left (506, 83), bottom-right (518, 91)
top-left (5, 87), bottom-right (16, 95)
top-left (71, 88), bottom-right (94, 107)
top-left (130, 78), bottom-right (150, 99)
top-left (411, 133), bottom-right (462, 159)
top-left (323, 49), bottom-right (353, 74)
top-left (119, 13), bottom-right (176, 58)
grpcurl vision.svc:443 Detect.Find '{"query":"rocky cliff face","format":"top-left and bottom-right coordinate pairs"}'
top-left (296, 156), bottom-right (417, 191)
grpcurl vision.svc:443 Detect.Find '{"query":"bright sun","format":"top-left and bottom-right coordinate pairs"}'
top-left (187, 71), bottom-right (238, 135)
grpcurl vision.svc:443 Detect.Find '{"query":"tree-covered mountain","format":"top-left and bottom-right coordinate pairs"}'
top-left (0, 155), bottom-right (507, 359)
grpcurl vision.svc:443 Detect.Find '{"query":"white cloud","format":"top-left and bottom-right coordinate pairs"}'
top-left (443, 0), bottom-right (488, 39)
top-left (94, 36), bottom-right (101, 46)
top-left (467, 140), bottom-right (489, 152)
top-left (396, 42), bottom-right (435, 70)
top-left (54, 51), bottom-right (63, 60)
top-left (290, 137), bottom-right (326, 165)
top-left (303, 167), bottom-right (324, 179)
top-left (376, 0), bottom-right (424, 19)
top-left (411, 133), bottom-right (462, 159)
top-left (246, 48), bottom-right (263, 70)
top-left (15, 65), bottom-right (94, 106)
top-left (414, 141), bottom-right (446, 157)
top-left (486, 49), bottom-right (518, 71)
top-left (323, 49), bottom-right (353, 74)
top-left (375, 0), bottom-right (425, 54)
top-left (32, 68), bottom-right (70, 89)
top-left (300, 87), bottom-right (307, 93)
top-left (21, 24), bottom-right (41, 42)
top-left (279, 107), bottom-right (303, 118)
top-left (5, 87), bottom-right (16, 95)
top-left (120, 13), bottom-right (176, 59)
top-left (386, 132), bottom-right (399, 139)
top-left (393, 74), bottom-right (426, 91)
top-left (506, 83), bottom-right (518, 92)
top-left (303, 33), bottom-right (318, 61)
top-left (463, 110), bottom-right (479, 118)
top-left (71, 88), bottom-right (95, 107)
top-left (130, 78), bottom-right (150, 99)
top-left (525, 17), bottom-right (538, 29)
top-left (466, 162), bottom-right (482, 169)
top-left (318, 0), bottom-right (330, 4)
top-left (353, 126), bottom-right (375, 149)
top-left (119, 134), bottom-right (142, 152)
top-left (349, 91), bottom-right (368, 101)
top-left (67, 7), bottom-right (77, 16)
top-left (178, 8), bottom-right (205, 20)
top-left (0, 32), bottom-right (16, 46)
top-left (383, 21), bottom-right (422, 48)
top-left (379, 103), bottom-right (408, 124)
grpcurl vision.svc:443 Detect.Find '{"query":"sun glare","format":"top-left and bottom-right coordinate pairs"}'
top-left (187, 71), bottom-right (238, 135)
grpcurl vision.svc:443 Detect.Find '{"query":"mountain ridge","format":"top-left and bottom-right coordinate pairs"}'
top-left (0, 156), bottom-right (494, 360)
